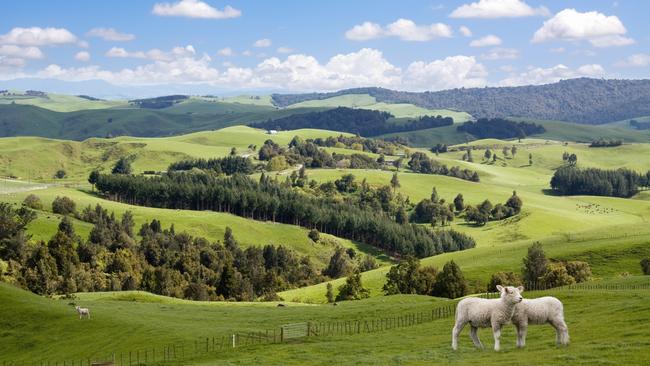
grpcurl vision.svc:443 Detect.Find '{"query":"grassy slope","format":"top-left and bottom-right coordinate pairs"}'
top-left (1, 277), bottom-right (648, 364)
top-left (0, 92), bottom-right (128, 112)
top-left (0, 126), bottom-right (352, 181)
top-left (286, 94), bottom-right (472, 121)
top-left (1, 186), bottom-right (387, 268)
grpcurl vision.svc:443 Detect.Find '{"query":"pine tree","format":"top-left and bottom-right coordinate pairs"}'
top-left (505, 191), bottom-right (523, 214)
top-left (453, 194), bottom-right (465, 212)
top-left (484, 149), bottom-right (492, 160)
top-left (430, 187), bottom-right (439, 202)
top-left (326, 283), bottom-right (335, 303)
top-left (522, 242), bottom-right (548, 285)
top-left (390, 172), bottom-right (401, 192)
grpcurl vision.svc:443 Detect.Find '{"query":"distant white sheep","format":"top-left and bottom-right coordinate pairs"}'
top-left (75, 305), bottom-right (90, 319)
top-left (511, 296), bottom-right (569, 347)
top-left (452, 285), bottom-right (523, 351)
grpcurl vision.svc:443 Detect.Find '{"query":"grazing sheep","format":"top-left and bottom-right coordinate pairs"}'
top-left (75, 306), bottom-right (90, 319)
top-left (452, 285), bottom-right (523, 351)
top-left (511, 296), bottom-right (569, 348)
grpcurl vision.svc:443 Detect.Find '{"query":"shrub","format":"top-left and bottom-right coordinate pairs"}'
top-left (54, 169), bottom-right (66, 179)
top-left (522, 242), bottom-right (548, 284)
top-left (22, 194), bottom-right (43, 210)
top-left (565, 261), bottom-right (592, 283)
top-left (487, 271), bottom-right (522, 292)
top-left (52, 196), bottom-right (76, 215)
top-left (308, 229), bottom-right (320, 243)
top-left (325, 283), bottom-right (334, 303)
top-left (541, 263), bottom-right (575, 288)
top-left (336, 270), bottom-right (370, 301)
top-left (641, 258), bottom-right (650, 275)
top-left (432, 260), bottom-right (467, 299)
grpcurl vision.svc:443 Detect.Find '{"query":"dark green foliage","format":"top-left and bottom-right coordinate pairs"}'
top-left (129, 95), bottom-right (189, 109)
top-left (325, 283), bottom-right (334, 303)
top-left (432, 260), bottom-right (467, 299)
top-left (410, 198), bottom-right (454, 227)
top-left (335, 270), bottom-right (370, 301)
top-left (453, 194), bottom-right (465, 212)
top-left (487, 272), bottom-right (522, 292)
top-left (522, 242), bottom-right (548, 284)
top-left (630, 119), bottom-right (650, 130)
top-left (383, 256), bottom-right (438, 295)
top-left (54, 170), bottom-right (66, 179)
top-left (22, 194), bottom-right (43, 210)
top-left (408, 152), bottom-right (479, 182)
top-left (51, 196), bottom-right (76, 215)
top-left (541, 263), bottom-right (576, 288)
top-left (252, 107), bottom-right (453, 137)
top-left (308, 229), bottom-right (320, 243)
top-left (590, 138), bottom-right (623, 147)
top-left (168, 156), bottom-right (255, 175)
top-left (0, 203), bottom-right (35, 261)
top-left (565, 261), bottom-right (592, 283)
top-left (272, 79), bottom-right (650, 124)
top-left (88, 170), bottom-right (100, 187)
top-left (111, 157), bottom-right (133, 175)
top-left (463, 192), bottom-right (521, 226)
top-left (322, 247), bottom-right (355, 278)
top-left (550, 166), bottom-right (643, 198)
top-left (505, 191), bottom-right (523, 214)
top-left (457, 118), bottom-right (546, 139)
top-left (641, 258), bottom-right (650, 275)
top-left (357, 254), bottom-right (378, 272)
top-left (311, 134), bottom-right (400, 154)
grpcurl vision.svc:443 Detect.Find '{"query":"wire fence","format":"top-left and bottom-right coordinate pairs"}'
top-left (2, 282), bottom-right (649, 366)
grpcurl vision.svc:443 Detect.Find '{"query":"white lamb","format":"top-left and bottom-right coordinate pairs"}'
top-left (75, 305), bottom-right (90, 319)
top-left (511, 296), bottom-right (569, 348)
top-left (452, 285), bottom-right (523, 351)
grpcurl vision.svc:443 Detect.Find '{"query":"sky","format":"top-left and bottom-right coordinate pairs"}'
top-left (0, 0), bottom-right (649, 94)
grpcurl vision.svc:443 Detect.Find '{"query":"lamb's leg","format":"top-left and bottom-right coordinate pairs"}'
top-left (517, 324), bottom-right (527, 348)
top-left (551, 319), bottom-right (569, 346)
top-left (470, 326), bottom-right (483, 349)
top-left (452, 320), bottom-right (466, 351)
top-left (492, 323), bottom-right (502, 352)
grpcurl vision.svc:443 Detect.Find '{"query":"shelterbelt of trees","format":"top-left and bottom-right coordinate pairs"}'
top-left (252, 107), bottom-right (454, 137)
top-left (93, 172), bottom-right (476, 258)
top-left (457, 118), bottom-right (546, 139)
top-left (550, 166), bottom-right (650, 198)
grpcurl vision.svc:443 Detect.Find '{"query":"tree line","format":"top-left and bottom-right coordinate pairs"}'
top-left (0, 201), bottom-right (329, 300)
top-left (457, 118), bottom-right (546, 139)
top-left (92, 172), bottom-right (476, 258)
top-left (168, 155), bottom-right (256, 175)
top-left (251, 107), bottom-right (454, 137)
top-left (589, 138), bottom-right (623, 148)
top-left (550, 166), bottom-right (650, 198)
top-left (408, 152), bottom-right (480, 182)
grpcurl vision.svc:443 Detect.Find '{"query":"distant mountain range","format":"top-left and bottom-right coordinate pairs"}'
top-left (272, 78), bottom-right (650, 124)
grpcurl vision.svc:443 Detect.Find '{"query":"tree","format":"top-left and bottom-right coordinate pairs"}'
top-left (54, 170), bottom-right (66, 179)
top-left (432, 261), bottom-right (467, 299)
top-left (492, 154), bottom-right (497, 163)
top-left (88, 170), bottom-right (100, 191)
top-left (22, 194), bottom-right (43, 210)
top-left (322, 247), bottom-right (355, 278)
top-left (484, 149), bottom-right (492, 160)
top-left (390, 172), bottom-right (401, 192)
top-left (267, 156), bottom-right (289, 171)
top-left (522, 242), bottom-right (548, 286)
top-left (505, 191), bottom-right (523, 214)
top-left (502, 146), bottom-right (510, 158)
top-left (112, 157), bottom-right (133, 175)
top-left (430, 187), bottom-right (439, 202)
top-left (641, 258), bottom-right (650, 275)
top-left (52, 196), bottom-right (76, 215)
top-left (529, 153), bottom-right (533, 166)
top-left (230, 147), bottom-right (237, 156)
top-left (453, 194), bottom-right (465, 212)
top-left (568, 153), bottom-right (578, 166)
top-left (465, 206), bottom-right (489, 226)
top-left (325, 283), bottom-right (335, 303)
top-left (395, 206), bottom-right (408, 224)
top-left (308, 229), bottom-right (320, 243)
top-left (511, 146), bottom-right (518, 158)
top-left (541, 263), bottom-right (575, 288)
top-left (487, 272), bottom-right (522, 292)
top-left (336, 269), bottom-right (370, 301)
top-left (383, 256), bottom-right (422, 295)
top-left (565, 261), bottom-right (591, 283)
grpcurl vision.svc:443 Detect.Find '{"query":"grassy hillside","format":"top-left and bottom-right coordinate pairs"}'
top-left (0, 126), bottom-right (352, 181)
top-left (1, 277), bottom-right (648, 364)
top-left (0, 91), bottom-right (128, 112)
top-left (286, 93), bottom-right (472, 121)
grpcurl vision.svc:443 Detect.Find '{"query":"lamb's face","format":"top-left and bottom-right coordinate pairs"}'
top-left (497, 285), bottom-right (524, 304)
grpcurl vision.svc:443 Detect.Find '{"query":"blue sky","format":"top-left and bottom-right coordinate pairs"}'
top-left (0, 0), bottom-right (649, 93)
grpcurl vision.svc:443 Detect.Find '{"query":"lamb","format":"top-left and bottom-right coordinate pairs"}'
top-left (75, 305), bottom-right (90, 319)
top-left (511, 296), bottom-right (569, 348)
top-left (452, 285), bottom-right (523, 351)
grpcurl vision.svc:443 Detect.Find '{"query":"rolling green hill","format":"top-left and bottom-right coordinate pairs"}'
top-left (0, 91), bottom-right (128, 112)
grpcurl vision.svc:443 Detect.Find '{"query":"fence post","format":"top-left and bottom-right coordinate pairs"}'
top-left (232, 334), bottom-right (236, 348)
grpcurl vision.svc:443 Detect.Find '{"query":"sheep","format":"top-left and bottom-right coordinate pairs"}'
top-left (511, 296), bottom-right (569, 348)
top-left (75, 305), bottom-right (90, 319)
top-left (452, 285), bottom-right (523, 351)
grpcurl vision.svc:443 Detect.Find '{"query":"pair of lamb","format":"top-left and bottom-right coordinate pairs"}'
top-left (452, 285), bottom-right (569, 351)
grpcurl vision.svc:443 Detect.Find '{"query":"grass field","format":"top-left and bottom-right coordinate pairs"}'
top-left (0, 92), bottom-right (129, 112)
top-left (1, 276), bottom-right (648, 365)
top-left (286, 94), bottom-right (472, 121)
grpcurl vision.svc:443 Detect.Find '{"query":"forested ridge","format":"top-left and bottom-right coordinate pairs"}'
top-left (456, 118), bottom-right (546, 139)
top-left (271, 78), bottom-right (650, 124)
top-left (550, 166), bottom-right (650, 198)
top-left (93, 172), bottom-right (476, 258)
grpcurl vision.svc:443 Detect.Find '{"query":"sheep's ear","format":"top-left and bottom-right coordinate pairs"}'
top-left (517, 285), bottom-right (524, 293)
top-left (496, 285), bottom-right (504, 292)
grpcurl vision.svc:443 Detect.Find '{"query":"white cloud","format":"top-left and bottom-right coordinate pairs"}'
top-left (0, 45), bottom-right (44, 59)
top-left (481, 47), bottom-right (519, 60)
top-left (74, 51), bottom-right (91, 62)
top-left (0, 27), bottom-right (77, 46)
top-left (459, 26), bottom-right (472, 37)
top-left (242, 50), bottom-right (252, 56)
top-left (405, 56), bottom-right (487, 90)
top-left (253, 38), bottom-right (272, 48)
top-left (532, 9), bottom-right (634, 47)
top-left (152, 0), bottom-right (241, 19)
top-left (0, 56), bottom-right (26, 71)
top-left (217, 47), bottom-right (233, 56)
top-left (277, 47), bottom-right (295, 54)
top-left (450, 0), bottom-right (549, 18)
top-left (105, 45), bottom-right (197, 61)
top-left (345, 18), bottom-right (452, 42)
top-left (86, 28), bottom-right (135, 41)
top-left (615, 54), bottom-right (650, 67)
top-left (500, 63), bottom-right (605, 86)
top-left (345, 22), bottom-right (383, 41)
top-left (470, 35), bottom-right (502, 47)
